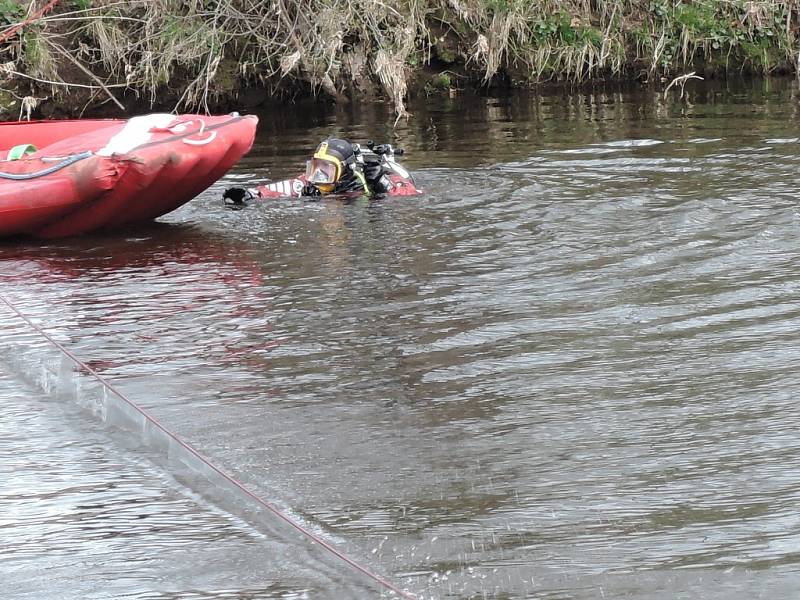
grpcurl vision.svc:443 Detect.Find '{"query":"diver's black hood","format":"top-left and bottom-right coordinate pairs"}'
top-left (320, 138), bottom-right (356, 164)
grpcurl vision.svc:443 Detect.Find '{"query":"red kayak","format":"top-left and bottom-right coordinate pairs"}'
top-left (0, 112), bottom-right (257, 238)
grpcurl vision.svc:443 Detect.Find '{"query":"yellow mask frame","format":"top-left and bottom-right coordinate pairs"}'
top-left (307, 140), bottom-right (369, 194)
top-left (312, 141), bottom-right (344, 183)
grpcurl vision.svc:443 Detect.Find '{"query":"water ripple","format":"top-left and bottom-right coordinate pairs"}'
top-left (4, 86), bottom-right (800, 599)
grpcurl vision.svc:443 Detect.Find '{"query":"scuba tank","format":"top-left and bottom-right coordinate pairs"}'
top-left (353, 141), bottom-right (416, 194)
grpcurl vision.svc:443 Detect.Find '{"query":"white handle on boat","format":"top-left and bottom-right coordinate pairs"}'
top-left (182, 130), bottom-right (216, 146)
top-left (157, 118), bottom-right (217, 146)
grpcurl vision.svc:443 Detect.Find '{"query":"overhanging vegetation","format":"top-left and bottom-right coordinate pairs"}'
top-left (0, 0), bottom-right (798, 118)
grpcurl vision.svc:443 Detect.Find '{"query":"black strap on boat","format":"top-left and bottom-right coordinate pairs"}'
top-left (0, 150), bottom-right (93, 180)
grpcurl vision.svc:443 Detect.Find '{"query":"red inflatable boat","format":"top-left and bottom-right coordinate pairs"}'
top-left (0, 112), bottom-right (257, 238)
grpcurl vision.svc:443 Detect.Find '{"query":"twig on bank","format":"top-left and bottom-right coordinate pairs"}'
top-left (47, 41), bottom-right (125, 110)
top-left (0, 64), bottom-right (128, 90)
top-left (663, 71), bottom-right (704, 99)
top-left (19, 96), bottom-right (43, 120)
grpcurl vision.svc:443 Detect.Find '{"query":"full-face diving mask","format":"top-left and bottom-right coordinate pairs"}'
top-left (305, 158), bottom-right (339, 188)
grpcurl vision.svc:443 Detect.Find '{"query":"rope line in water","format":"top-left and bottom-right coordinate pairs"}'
top-left (0, 293), bottom-right (416, 600)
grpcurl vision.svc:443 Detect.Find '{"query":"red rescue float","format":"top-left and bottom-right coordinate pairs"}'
top-left (0, 113), bottom-right (258, 238)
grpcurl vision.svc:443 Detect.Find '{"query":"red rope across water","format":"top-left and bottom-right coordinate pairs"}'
top-left (0, 293), bottom-right (417, 600)
top-left (0, 0), bottom-right (61, 45)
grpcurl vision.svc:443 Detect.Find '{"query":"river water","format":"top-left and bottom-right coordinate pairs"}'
top-left (3, 79), bottom-right (800, 599)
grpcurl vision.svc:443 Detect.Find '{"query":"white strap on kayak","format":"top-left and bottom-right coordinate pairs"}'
top-left (97, 114), bottom-right (217, 156)
top-left (97, 113), bottom-right (175, 156)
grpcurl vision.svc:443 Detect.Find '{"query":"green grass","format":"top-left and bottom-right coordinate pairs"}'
top-left (0, 0), bottom-right (21, 22)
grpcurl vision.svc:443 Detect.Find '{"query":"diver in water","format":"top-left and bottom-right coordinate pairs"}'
top-left (223, 137), bottom-right (421, 204)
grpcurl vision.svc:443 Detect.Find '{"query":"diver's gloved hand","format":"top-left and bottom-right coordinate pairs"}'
top-left (301, 183), bottom-right (322, 197)
top-left (223, 187), bottom-right (255, 205)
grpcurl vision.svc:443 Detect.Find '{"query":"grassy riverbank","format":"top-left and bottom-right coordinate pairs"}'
top-left (1, 0), bottom-right (798, 119)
